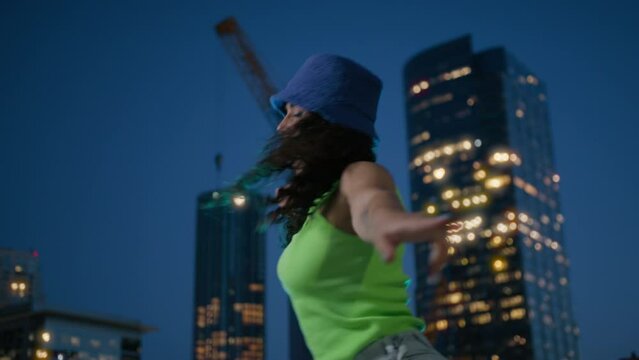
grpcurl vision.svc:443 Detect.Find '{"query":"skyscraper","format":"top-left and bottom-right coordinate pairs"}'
top-left (404, 35), bottom-right (579, 360)
top-left (193, 189), bottom-right (266, 360)
top-left (0, 248), bottom-right (43, 311)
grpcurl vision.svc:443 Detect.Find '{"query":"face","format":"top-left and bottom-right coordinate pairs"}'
top-left (276, 103), bottom-right (310, 134)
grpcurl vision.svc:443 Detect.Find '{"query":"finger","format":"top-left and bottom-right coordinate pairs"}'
top-left (375, 238), bottom-right (397, 263)
top-left (428, 252), bottom-right (447, 275)
top-left (395, 214), bottom-right (452, 243)
top-left (445, 219), bottom-right (464, 233)
top-left (429, 214), bottom-right (454, 227)
top-left (428, 240), bottom-right (450, 274)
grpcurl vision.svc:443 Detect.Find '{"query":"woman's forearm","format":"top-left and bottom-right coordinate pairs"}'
top-left (352, 189), bottom-right (406, 242)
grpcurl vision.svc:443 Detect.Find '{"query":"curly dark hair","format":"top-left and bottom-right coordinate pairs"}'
top-left (233, 113), bottom-right (377, 246)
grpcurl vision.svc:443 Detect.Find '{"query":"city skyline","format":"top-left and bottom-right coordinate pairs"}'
top-left (1, 1), bottom-right (638, 359)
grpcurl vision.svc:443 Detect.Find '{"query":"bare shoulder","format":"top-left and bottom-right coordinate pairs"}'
top-left (340, 161), bottom-right (396, 194)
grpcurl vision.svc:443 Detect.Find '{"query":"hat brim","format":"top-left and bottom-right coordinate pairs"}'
top-left (270, 92), bottom-right (378, 140)
top-left (269, 95), bottom-right (287, 118)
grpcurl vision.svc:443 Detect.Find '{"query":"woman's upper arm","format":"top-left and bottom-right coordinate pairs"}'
top-left (340, 161), bottom-right (400, 216)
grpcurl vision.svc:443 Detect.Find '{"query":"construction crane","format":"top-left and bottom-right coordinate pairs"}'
top-left (214, 17), bottom-right (282, 128)
top-left (213, 17), bottom-right (315, 360)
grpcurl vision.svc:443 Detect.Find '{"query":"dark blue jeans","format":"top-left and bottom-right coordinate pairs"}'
top-left (354, 329), bottom-right (446, 360)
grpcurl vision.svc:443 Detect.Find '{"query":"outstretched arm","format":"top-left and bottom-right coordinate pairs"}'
top-left (341, 161), bottom-right (456, 270)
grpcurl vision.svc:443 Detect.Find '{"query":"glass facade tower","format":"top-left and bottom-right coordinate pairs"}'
top-left (404, 35), bottom-right (579, 360)
top-left (193, 189), bottom-right (266, 360)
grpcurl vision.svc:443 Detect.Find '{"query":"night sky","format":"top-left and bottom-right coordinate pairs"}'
top-left (1, 1), bottom-right (638, 359)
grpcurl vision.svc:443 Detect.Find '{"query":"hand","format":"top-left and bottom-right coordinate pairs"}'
top-left (369, 211), bottom-right (461, 271)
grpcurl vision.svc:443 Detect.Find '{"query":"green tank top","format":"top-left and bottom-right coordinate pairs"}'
top-left (277, 181), bottom-right (425, 360)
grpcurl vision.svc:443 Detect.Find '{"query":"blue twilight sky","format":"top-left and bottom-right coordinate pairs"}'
top-left (1, 1), bottom-right (638, 359)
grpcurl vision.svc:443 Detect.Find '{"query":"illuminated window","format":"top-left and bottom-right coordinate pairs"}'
top-left (463, 279), bottom-right (476, 289)
top-left (441, 188), bottom-right (458, 200)
top-left (412, 137), bottom-right (477, 165)
top-left (510, 308), bottom-right (526, 320)
top-left (472, 313), bottom-right (492, 325)
top-left (485, 175), bottom-right (512, 190)
top-left (449, 304), bottom-right (464, 315)
top-left (443, 145), bottom-right (454, 155)
top-left (469, 301), bottom-right (490, 313)
top-left (495, 223), bottom-right (509, 234)
top-left (447, 234), bottom-right (462, 244)
top-left (435, 319), bottom-right (448, 331)
top-left (492, 258), bottom-right (508, 272)
top-left (513, 335), bottom-right (527, 346)
top-left (494, 273), bottom-right (510, 284)
top-left (41, 332), bottom-right (51, 343)
top-left (446, 292), bottom-right (463, 304)
top-left (433, 168), bottom-right (446, 180)
top-left (463, 216), bottom-right (483, 230)
top-left (500, 295), bottom-right (524, 308)
top-left (410, 131), bottom-right (431, 145)
top-left (232, 194), bottom-right (247, 208)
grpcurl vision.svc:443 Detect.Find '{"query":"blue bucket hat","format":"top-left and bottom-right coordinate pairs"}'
top-left (270, 54), bottom-right (382, 139)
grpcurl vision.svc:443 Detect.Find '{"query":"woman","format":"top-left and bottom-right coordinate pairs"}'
top-left (238, 54), bottom-right (455, 360)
